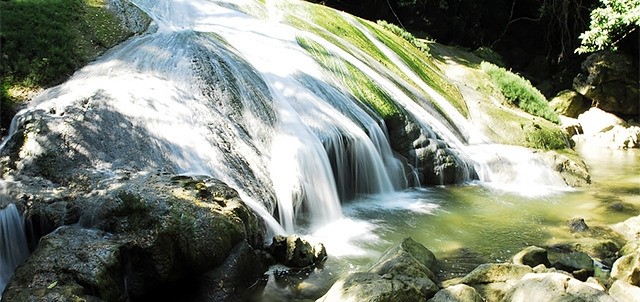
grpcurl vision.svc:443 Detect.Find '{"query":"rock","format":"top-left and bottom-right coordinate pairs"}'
top-left (608, 279), bottom-right (640, 302)
top-left (550, 89), bottom-right (590, 118)
top-left (551, 252), bottom-right (594, 281)
top-left (611, 251), bottom-right (640, 286)
top-left (577, 107), bottom-right (627, 136)
top-left (318, 237), bottom-right (439, 301)
top-left (2, 173), bottom-right (267, 301)
top-left (317, 272), bottom-right (427, 302)
top-left (573, 51), bottom-right (639, 116)
top-left (269, 235), bottom-right (326, 268)
top-left (569, 217), bottom-right (590, 232)
top-left (196, 240), bottom-right (267, 301)
top-left (513, 246), bottom-right (550, 268)
top-left (503, 272), bottom-right (615, 302)
top-left (369, 237), bottom-right (438, 280)
top-left (559, 115), bottom-right (583, 137)
top-left (427, 284), bottom-right (483, 302)
top-left (444, 263), bottom-right (533, 286)
top-left (2, 226), bottom-right (122, 302)
top-left (611, 215), bottom-right (640, 242)
top-left (540, 150), bottom-right (591, 186)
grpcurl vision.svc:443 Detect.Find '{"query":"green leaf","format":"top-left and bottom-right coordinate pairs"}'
top-left (47, 281), bottom-right (58, 289)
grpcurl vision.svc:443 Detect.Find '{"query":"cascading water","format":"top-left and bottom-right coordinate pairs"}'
top-left (0, 201), bottom-right (30, 298)
top-left (0, 0), bottom-right (568, 240)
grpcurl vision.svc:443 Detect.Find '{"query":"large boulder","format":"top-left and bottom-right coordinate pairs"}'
top-left (1, 173), bottom-right (267, 301)
top-left (317, 237), bottom-right (439, 301)
top-left (503, 272), bottom-right (615, 302)
top-left (573, 51), bottom-right (639, 116)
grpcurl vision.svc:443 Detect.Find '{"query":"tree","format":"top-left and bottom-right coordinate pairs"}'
top-left (576, 0), bottom-right (640, 53)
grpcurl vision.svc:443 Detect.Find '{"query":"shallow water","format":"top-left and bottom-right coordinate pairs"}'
top-left (258, 144), bottom-right (640, 300)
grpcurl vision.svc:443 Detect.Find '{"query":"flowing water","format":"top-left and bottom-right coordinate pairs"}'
top-left (1, 0), bottom-right (638, 299)
top-left (0, 201), bottom-right (30, 298)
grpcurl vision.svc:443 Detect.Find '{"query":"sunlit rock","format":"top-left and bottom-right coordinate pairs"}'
top-left (428, 284), bottom-right (483, 302)
top-left (503, 272), bottom-right (615, 302)
top-left (318, 237), bottom-right (439, 301)
top-left (611, 251), bottom-right (640, 286)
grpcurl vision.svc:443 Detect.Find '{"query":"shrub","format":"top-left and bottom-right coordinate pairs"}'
top-left (480, 62), bottom-right (560, 124)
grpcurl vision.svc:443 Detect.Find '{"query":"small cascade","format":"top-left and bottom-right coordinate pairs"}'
top-left (0, 203), bottom-right (30, 297)
top-left (467, 144), bottom-right (568, 194)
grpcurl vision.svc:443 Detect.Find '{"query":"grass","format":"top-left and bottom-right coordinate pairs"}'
top-left (0, 0), bottom-right (138, 132)
top-left (480, 62), bottom-right (560, 124)
top-left (376, 20), bottom-right (430, 53)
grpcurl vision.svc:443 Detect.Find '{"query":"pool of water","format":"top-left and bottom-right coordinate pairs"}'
top-left (258, 144), bottom-right (640, 301)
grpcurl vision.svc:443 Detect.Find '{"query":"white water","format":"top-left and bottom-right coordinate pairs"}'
top-left (0, 203), bottom-right (30, 297)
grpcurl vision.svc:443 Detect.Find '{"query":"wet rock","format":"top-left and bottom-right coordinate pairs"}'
top-left (269, 235), bottom-right (326, 268)
top-left (503, 272), bottom-right (615, 302)
top-left (512, 246), bottom-right (550, 268)
top-left (569, 217), bottom-right (590, 232)
top-left (318, 237), bottom-right (439, 301)
top-left (427, 284), bottom-right (483, 302)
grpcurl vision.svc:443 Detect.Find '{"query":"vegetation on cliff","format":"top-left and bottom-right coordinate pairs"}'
top-left (0, 0), bottom-right (138, 134)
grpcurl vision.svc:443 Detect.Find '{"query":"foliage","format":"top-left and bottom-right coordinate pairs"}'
top-left (376, 20), bottom-right (430, 52)
top-left (576, 0), bottom-right (640, 53)
top-left (480, 62), bottom-right (560, 124)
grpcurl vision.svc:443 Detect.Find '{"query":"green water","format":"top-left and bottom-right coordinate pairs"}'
top-left (260, 144), bottom-right (640, 300)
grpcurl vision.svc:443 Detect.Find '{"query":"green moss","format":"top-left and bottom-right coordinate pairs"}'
top-left (297, 37), bottom-right (400, 120)
top-left (481, 62), bottom-right (560, 124)
top-left (362, 21), bottom-right (468, 118)
top-left (522, 123), bottom-right (568, 150)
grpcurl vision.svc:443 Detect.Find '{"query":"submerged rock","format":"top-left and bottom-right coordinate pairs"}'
top-left (569, 217), bottom-right (590, 232)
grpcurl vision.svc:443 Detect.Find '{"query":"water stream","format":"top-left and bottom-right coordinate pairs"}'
top-left (1, 0), bottom-right (637, 299)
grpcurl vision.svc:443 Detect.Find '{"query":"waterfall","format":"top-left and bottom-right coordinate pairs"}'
top-left (0, 203), bottom-right (30, 297)
top-left (0, 0), bottom-right (568, 239)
